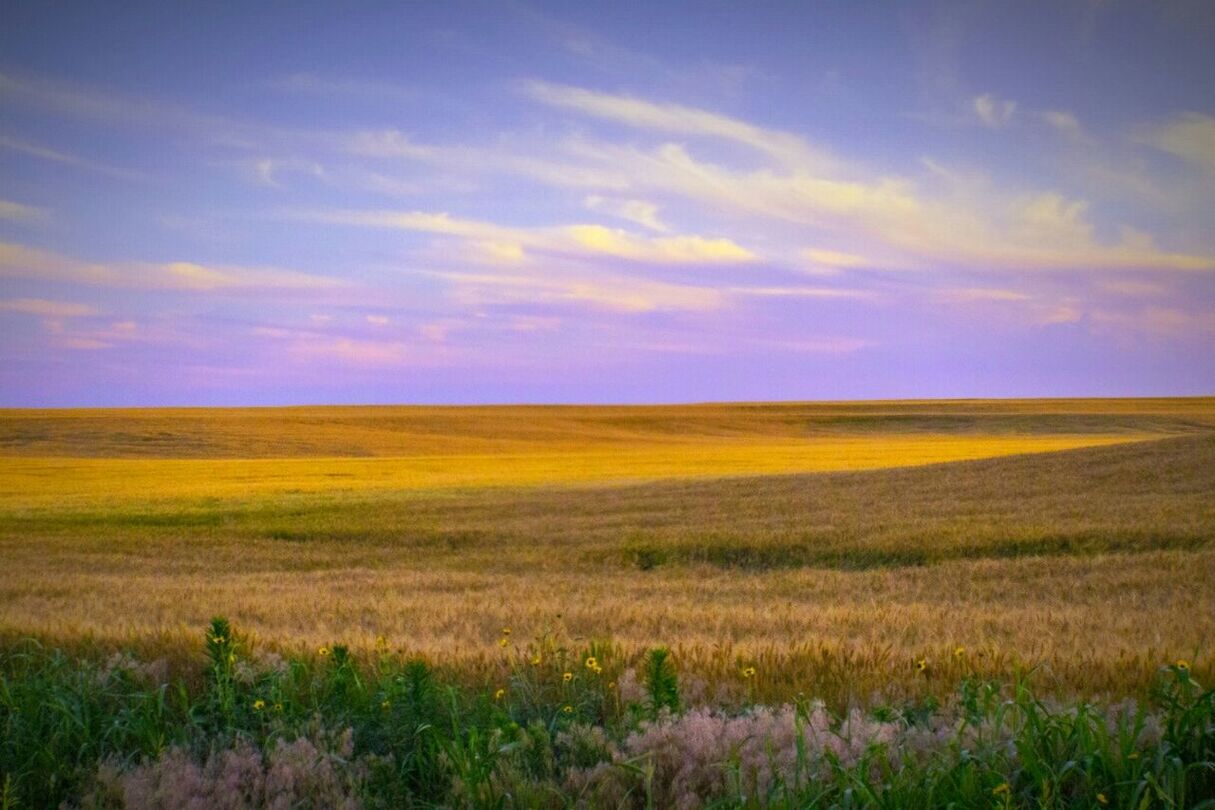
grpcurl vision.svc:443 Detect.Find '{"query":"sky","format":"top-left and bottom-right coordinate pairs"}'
top-left (1, 1), bottom-right (1213, 406)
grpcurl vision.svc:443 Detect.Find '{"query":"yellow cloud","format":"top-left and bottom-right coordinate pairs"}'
top-left (306, 210), bottom-right (755, 266)
top-left (565, 224), bottom-right (753, 263)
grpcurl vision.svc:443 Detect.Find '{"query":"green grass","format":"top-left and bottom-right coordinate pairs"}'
top-left (1, 620), bottom-right (1212, 808)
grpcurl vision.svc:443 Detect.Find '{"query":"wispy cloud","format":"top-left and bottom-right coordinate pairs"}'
top-left (430, 269), bottom-right (723, 313)
top-left (0, 297), bottom-right (96, 317)
top-left (973, 93), bottom-right (1017, 128)
top-left (0, 134), bottom-right (146, 180)
top-left (299, 209), bottom-right (756, 265)
top-left (583, 196), bottom-right (668, 232)
top-left (0, 198), bottom-right (48, 223)
top-left (1138, 112), bottom-right (1215, 173)
top-left (0, 242), bottom-right (344, 292)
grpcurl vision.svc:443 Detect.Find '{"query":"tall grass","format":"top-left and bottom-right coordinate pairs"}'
top-left (1, 620), bottom-right (1212, 808)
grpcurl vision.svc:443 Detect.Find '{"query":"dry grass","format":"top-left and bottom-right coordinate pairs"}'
top-left (1, 398), bottom-right (1213, 702)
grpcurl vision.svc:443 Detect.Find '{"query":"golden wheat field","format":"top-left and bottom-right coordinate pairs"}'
top-left (2, 398), bottom-right (1213, 703)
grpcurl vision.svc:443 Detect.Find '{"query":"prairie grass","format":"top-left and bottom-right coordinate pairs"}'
top-left (0, 399), bottom-right (1212, 705)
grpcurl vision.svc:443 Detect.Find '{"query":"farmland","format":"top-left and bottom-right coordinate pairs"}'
top-left (2, 399), bottom-right (1214, 806)
top-left (2, 398), bottom-right (1213, 694)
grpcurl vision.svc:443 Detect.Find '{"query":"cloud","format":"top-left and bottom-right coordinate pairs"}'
top-left (583, 196), bottom-right (668, 231)
top-left (1039, 110), bottom-right (1093, 144)
top-left (0, 135), bottom-right (145, 180)
top-left (802, 248), bottom-right (868, 269)
top-left (521, 80), bottom-right (835, 170)
top-left (0, 297), bottom-right (97, 317)
top-left (936, 288), bottom-right (1031, 303)
top-left (1139, 112), bottom-right (1215, 173)
top-left (973, 94), bottom-right (1017, 127)
top-left (0, 241), bottom-right (344, 292)
top-left (728, 285), bottom-right (872, 300)
top-left (431, 269), bottom-right (723, 313)
top-left (0, 199), bottom-right (48, 223)
top-left (301, 209), bottom-right (756, 265)
top-left (565, 224), bottom-right (754, 263)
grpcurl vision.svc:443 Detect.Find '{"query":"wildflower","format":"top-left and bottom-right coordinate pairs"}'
top-left (1097, 794), bottom-right (1108, 805)
top-left (227, 653), bottom-right (236, 664)
top-left (608, 681), bottom-right (616, 690)
top-left (494, 688), bottom-right (506, 701)
top-left (501, 627), bottom-right (511, 636)
top-left (992, 782), bottom-right (1010, 796)
top-left (585, 656), bottom-right (598, 670)
top-left (498, 637), bottom-right (510, 649)
top-left (741, 666), bottom-right (757, 679)
top-left (563, 705), bottom-right (573, 714)
top-left (563, 671), bottom-right (573, 683)
top-left (954, 646), bottom-right (965, 658)
top-left (374, 635), bottom-right (388, 650)
top-left (318, 646), bottom-right (331, 657)
top-left (210, 635), bottom-right (226, 645)
top-left (252, 699), bottom-right (265, 712)
top-left (1176, 659), bottom-right (1189, 671)
top-left (530, 654), bottom-right (542, 666)
top-left (915, 658), bottom-right (928, 673)
top-left (273, 702), bottom-right (283, 713)
top-left (381, 699), bottom-right (390, 710)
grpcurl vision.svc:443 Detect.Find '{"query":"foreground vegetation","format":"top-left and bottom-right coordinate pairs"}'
top-left (2, 619), bottom-right (1213, 808)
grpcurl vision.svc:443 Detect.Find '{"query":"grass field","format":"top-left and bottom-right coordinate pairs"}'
top-left (2, 398), bottom-right (1213, 697)
top-left (3, 398), bottom-right (1215, 806)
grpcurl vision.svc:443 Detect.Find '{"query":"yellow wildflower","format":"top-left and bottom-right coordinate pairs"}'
top-left (1176, 659), bottom-right (1189, 671)
top-left (273, 702), bottom-right (283, 713)
top-left (954, 646), bottom-right (965, 658)
top-left (741, 666), bottom-right (757, 679)
top-left (992, 782), bottom-right (1010, 796)
top-left (916, 658), bottom-right (928, 673)
top-left (381, 699), bottom-right (391, 710)
top-left (563, 705), bottom-right (573, 714)
top-left (501, 627), bottom-right (511, 636)
top-left (498, 637), bottom-right (510, 649)
top-left (1097, 794), bottom-right (1108, 805)
top-left (252, 699), bottom-right (265, 711)
top-left (530, 654), bottom-right (542, 666)
top-left (318, 646), bottom-right (331, 657)
top-left (563, 671), bottom-right (573, 683)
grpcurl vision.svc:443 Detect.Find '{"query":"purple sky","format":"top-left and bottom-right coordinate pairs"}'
top-left (1, 1), bottom-right (1213, 406)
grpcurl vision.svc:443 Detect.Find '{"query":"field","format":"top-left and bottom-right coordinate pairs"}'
top-left (2, 398), bottom-right (1213, 693)
top-left (3, 399), bottom-right (1215, 807)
